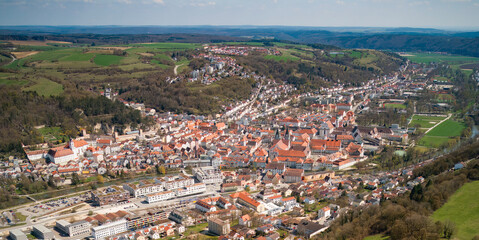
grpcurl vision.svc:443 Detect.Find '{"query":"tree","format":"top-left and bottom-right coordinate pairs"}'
top-left (443, 220), bottom-right (456, 240)
top-left (71, 173), bottom-right (81, 186)
top-left (96, 175), bottom-right (104, 184)
top-left (157, 165), bottom-right (166, 175)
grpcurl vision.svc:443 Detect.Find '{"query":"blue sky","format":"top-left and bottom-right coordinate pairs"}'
top-left (0, 0), bottom-right (478, 29)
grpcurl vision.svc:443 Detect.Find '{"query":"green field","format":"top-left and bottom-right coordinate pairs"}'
top-left (265, 54), bottom-right (299, 62)
top-left (23, 78), bottom-right (64, 96)
top-left (384, 103), bottom-right (406, 109)
top-left (409, 115), bottom-right (447, 128)
top-left (94, 54), bottom-right (123, 66)
top-left (405, 52), bottom-right (479, 64)
top-left (432, 181), bottom-right (479, 240)
top-left (427, 119), bottom-right (465, 137)
top-left (418, 119), bottom-right (465, 147)
top-left (133, 42), bottom-right (200, 50)
top-left (60, 52), bottom-right (95, 61)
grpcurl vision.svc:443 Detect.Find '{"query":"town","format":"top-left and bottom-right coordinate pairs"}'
top-left (1, 46), bottom-right (460, 240)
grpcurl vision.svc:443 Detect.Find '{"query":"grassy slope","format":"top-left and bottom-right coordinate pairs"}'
top-left (23, 78), bottom-right (64, 96)
top-left (432, 181), bottom-right (479, 240)
top-left (410, 115), bottom-right (446, 128)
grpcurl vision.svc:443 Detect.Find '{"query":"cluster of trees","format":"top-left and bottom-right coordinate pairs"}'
top-left (119, 74), bottom-right (255, 115)
top-left (0, 86), bottom-right (150, 157)
top-left (321, 141), bottom-right (479, 240)
top-left (237, 49), bottom-right (404, 92)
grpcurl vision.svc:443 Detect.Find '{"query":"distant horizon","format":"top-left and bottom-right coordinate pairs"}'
top-left (1, 0), bottom-right (478, 29)
top-left (0, 25), bottom-right (478, 32)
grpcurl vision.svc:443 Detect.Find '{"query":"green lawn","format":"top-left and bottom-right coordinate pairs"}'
top-left (405, 53), bottom-right (479, 64)
top-left (23, 78), bottom-right (63, 96)
top-left (427, 120), bottom-right (465, 137)
top-left (265, 54), bottom-right (299, 62)
top-left (37, 127), bottom-right (66, 142)
top-left (94, 54), bottom-right (123, 66)
top-left (409, 115), bottom-right (446, 128)
top-left (418, 119), bottom-right (465, 148)
top-left (418, 136), bottom-right (451, 148)
top-left (384, 103), bottom-right (406, 109)
top-left (432, 181), bottom-right (479, 240)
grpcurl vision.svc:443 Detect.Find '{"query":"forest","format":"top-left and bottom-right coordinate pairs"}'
top-left (0, 86), bottom-right (151, 157)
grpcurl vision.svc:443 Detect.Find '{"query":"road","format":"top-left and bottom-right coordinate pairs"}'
top-left (7, 54), bottom-right (16, 65)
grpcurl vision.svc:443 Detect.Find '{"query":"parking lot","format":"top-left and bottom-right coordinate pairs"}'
top-left (26, 193), bottom-right (89, 215)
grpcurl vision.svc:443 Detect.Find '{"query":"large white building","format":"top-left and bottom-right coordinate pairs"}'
top-left (47, 148), bottom-right (76, 165)
top-left (56, 220), bottom-right (91, 237)
top-left (176, 183), bottom-right (206, 197)
top-left (193, 166), bottom-right (223, 185)
top-left (92, 219), bottom-right (128, 240)
top-left (123, 180), bottom-right (164, 198)
top-left (146, 190), bottom-right (175, 204)
top-left (155, 174), bottom-right (195, 190)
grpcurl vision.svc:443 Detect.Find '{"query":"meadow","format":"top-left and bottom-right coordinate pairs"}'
top-left (23, 78), bottom-right (64, 96)
top-left (418, 119), bottom-right (465, 148)
top-left (432, 181), bottom-right (479, 240)
top-left (384, 103), bottom-right (406, 109)
top-left (409, 115), bottom-right (447, 128)
top-left (405, 52), bottom-right (479, 64)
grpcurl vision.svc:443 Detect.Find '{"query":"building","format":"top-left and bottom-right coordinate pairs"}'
top-left (146, 190), bottom-right (175, 204)
top-left (32, 225), bottom-right (54, 240)
top-left (127, 211), bottom-right (169, 230)
top-left (208, 218), bottom-right (230, 236)
top-left (303, 171), bottom-right (335, 182)
top-left (169, 210), bottom-right (194, 226)
top-left (283, 168), bottom-right (304, 183)
top-left (56, 220), bottom-right (91, 237)
top-left (123, 180), bottom-right (164, 198)
top-left (90, 186), bottom-right (130, 206)
top-left (176, 183), bottom-right (207, 197)
top-left (155, 174), bottom-right (195, 191)
top-left (296, 220), bottom-right (328, 239)
top-left (47, 148), bottom-right (75, 165)
top-left (92, 219), bottom-right (128, 240)
top-left (9, 229), bottom-right (27, 240)
top-left (193, 166), bottom-right (223, 185)
top-left (230, 192), bottom-right (265, 212)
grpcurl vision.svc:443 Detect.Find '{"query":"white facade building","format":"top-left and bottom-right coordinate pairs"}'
top-left (146, 191), bottom-right (175, 204)
top-left (92, 219), bottom-right (128, 240)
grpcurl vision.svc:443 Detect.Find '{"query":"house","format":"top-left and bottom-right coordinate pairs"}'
top-left (239, 214), bottom-right (251, 227)
top-left (317, 206), bottom-right (331, 220)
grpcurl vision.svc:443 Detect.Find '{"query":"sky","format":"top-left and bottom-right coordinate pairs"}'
top-left (0, 0), bottom-right (478, 29)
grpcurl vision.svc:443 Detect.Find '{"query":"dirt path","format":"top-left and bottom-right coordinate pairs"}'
top-left (174, 64), bottom-right (185, 75)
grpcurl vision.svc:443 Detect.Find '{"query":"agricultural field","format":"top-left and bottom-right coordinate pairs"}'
top-left (94, 54), bottom-right (124, 66)
top-left (404, 52), bottom-right (479, 64)
top-left (432, 181), bottom-right (479, 240)
top-left (409, 115), bottom-right (447, 128)
top-left (265, 47), bottom-right (313, 62)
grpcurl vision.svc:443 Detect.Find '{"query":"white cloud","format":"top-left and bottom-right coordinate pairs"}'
top-left (336, 0), bottom-right (345, 5)
top-left (190, 0), bottom-right (216, 7)
top-left (152, 0), bottom-right (164, 4)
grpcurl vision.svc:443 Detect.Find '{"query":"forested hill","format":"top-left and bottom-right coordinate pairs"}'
top-left (2, 26), bottom-right (479, 57)
top-left (320, 34), bottom-right (479, 58)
